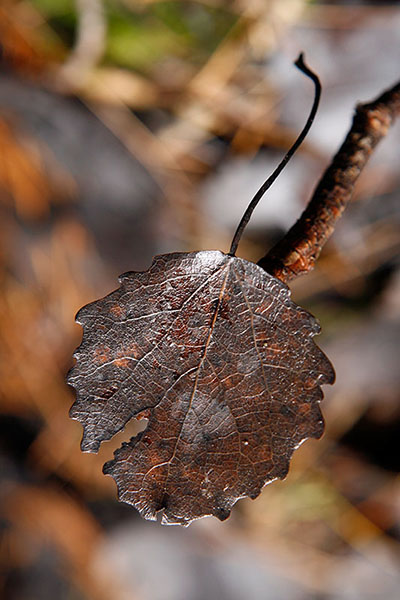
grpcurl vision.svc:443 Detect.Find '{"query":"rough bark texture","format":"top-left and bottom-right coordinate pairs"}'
top-left (258, 81), bottom-right (400, 283)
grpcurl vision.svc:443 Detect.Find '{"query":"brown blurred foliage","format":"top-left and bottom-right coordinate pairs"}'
top-left (0, 2), bottom-right (399, 600)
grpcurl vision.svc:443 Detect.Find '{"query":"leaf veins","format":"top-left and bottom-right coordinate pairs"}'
top-left (68, 251), bottom-right (334, 525)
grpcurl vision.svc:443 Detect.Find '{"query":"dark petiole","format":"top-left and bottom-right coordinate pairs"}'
top-left (228, 53), bottom-right (321, 257)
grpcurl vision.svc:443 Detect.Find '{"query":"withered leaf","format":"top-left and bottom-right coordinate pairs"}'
top-left (68, 251), bottom-right (334, 525)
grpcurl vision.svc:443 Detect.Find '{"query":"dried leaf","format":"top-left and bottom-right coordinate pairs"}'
top-left (68, 251), bottom-right (334, 525)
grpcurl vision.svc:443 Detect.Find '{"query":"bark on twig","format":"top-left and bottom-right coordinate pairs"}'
top-left (258, 80), bottom-right (400, 284)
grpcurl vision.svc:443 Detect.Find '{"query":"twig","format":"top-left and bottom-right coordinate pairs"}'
top-left (257, 79), bottom-right (400, 283)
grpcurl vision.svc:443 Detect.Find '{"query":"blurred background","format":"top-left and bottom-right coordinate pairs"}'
top-left (1, 1), bottom-right (400, 598)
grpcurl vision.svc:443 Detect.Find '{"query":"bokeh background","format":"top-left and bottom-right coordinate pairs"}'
top-left (1, 1), bottom-right (400, 599)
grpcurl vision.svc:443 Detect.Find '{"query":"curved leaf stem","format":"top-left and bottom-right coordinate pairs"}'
top-left (228, 53), bottom-right (321, 257)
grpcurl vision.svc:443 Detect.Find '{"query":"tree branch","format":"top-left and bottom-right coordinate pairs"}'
top-left (257, 79), bottom-right (400, 284)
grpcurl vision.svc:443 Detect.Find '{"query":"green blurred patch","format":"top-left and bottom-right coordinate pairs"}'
top-left (151, 1), bottom-right (238, 52)
top-left (30, 0), bottom-right (238, 73)
top-left (106, 1), bottom-right (238, 73)
top-left (106, 8), bottom-right (184, 71)
top-left (284, 480), bottom-right (340, 522)
top-left (31, 0), bottom-right (77, 46)
top-left (31, 0), bottom-right (75, 16)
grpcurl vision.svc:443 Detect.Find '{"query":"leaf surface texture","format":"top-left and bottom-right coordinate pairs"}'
top-left (68, 251), bottom-right (334, 525)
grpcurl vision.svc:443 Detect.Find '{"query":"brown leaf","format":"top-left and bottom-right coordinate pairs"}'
top-left (68, 251), bottom-right (334, 525)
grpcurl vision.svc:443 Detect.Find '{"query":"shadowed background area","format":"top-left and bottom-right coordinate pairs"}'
top-left (0, 1), bottom-right (400, 599)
